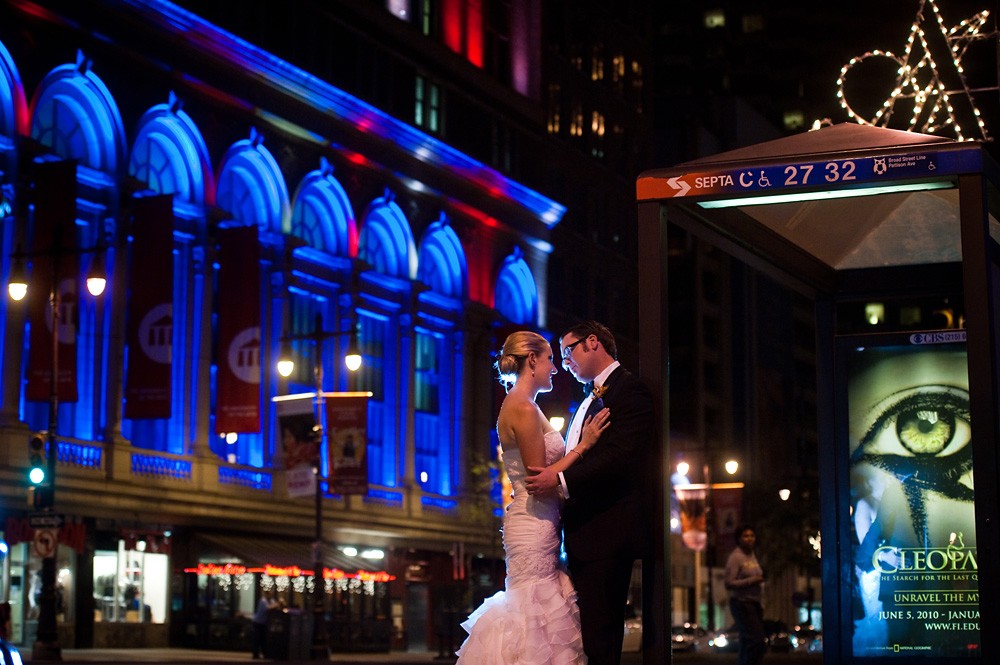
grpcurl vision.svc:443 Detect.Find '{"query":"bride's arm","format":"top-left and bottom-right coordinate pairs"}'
top-left (544, 408), bottom-right (610, 473)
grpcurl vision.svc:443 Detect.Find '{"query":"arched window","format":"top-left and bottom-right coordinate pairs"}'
top-left (129, 91), bottom-right (214, 210)
top-left (358, 191), bottom-right (417, 279)
top-left (29, 50), bottom-right (126, 175)
top-left (216, 127), bottom-right (289, 234)
top-left (494, 248), bottom-right (538, 325)
top-left (122, 94), bottom-right (214, 454)
top-left (289, 158), bottom-right (357, 256)
top-left (0, 38), bottom-right (27, 142)
top-left (417, 214), bottom-right (467, 300)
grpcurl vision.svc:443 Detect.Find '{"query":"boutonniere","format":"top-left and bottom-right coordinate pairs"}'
top-left (592, 384), bottom-right (608, 400)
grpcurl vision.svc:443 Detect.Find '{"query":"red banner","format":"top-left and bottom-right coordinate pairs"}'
top-left (326, 393), bottom-right (369, 495)
top-left (215, 225), bottom-right (261, 434)
top-left (26, 160), bottom-right (79, 402)
top-left (124, 194), bottom-right (174, 419)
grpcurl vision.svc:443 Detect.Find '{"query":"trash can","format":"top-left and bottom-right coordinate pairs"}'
top-left (267, 608), bottom-right (314, 661)
top-left (285, 609), bottom-right (313, 661)
top-left (266, 608), bottom-right (290, 660)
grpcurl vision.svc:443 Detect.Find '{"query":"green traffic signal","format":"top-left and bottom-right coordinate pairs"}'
top-left (28, 434), bottom-right (46, 485)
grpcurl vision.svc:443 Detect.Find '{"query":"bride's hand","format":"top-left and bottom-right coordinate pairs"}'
top-left (577, 408), bottom-right (610, 453)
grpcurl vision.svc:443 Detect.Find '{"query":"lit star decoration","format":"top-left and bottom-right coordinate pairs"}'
top-left (836, 0), bottom-right (993, 141)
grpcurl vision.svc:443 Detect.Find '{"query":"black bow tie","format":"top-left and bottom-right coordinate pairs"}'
top-left (584, 381), bottom-right (594, 396)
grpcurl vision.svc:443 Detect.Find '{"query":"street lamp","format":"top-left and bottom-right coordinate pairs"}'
top-left (277, 312), bottom-right (361, 660)
top-left (8, 240), bottom-right (106, 662)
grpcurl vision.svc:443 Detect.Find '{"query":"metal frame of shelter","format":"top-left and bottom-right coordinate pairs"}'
top-left (636, 123), bottom-right (1000, 663)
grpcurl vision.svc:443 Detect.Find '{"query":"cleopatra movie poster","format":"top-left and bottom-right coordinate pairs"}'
top-left (846, 333), bottom-right (978, 657)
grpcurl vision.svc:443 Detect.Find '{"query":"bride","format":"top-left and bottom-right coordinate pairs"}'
top-left (456, 330), bottom-right (609, 664)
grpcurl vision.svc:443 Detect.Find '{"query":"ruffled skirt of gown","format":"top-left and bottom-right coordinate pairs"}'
top-left (456, 444), bottom-right (586, 664)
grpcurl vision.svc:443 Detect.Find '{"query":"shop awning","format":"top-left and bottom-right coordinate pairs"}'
top-left (193, 533), bottom-right (387, 574)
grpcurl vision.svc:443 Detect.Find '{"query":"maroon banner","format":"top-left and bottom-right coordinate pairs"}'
top-left (26, 160), bottom-right (79, 403)
top-left (215, 225), bottom-right (261, 434)
top-left (124, 194), bottom-right (174, 419)
top-left (326, 393), bottom-right (369, 495)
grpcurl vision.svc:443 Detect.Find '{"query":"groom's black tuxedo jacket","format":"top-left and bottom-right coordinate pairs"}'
top-left (561, 365), bottom-right (656, 561)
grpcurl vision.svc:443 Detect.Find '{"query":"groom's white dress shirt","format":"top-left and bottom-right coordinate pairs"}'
top-left (560, 361), bottom-right (619, 498)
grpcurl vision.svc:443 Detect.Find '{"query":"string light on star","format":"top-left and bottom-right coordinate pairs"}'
top-left (836, 0), bottom-right (994, 141)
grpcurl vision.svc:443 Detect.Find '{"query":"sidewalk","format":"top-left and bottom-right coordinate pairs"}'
top-left (27, 648), bottom-right (456, 664)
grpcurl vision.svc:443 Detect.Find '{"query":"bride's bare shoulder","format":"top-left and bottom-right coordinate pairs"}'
top-left (497, 395), bottom-right (542, 449)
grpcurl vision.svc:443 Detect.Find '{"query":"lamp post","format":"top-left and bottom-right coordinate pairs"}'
top-left (675, 454), bottom-right (741, 631)
top-left (704, 456), bottom-right (741, 632)
top-left (8, 238), bottom-right (106, 662)
top-left (277, 312), bottom-right (361, 660)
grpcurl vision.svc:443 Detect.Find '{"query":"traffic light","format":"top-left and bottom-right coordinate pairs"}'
top-left (28, 433), bottom-right (47, 485)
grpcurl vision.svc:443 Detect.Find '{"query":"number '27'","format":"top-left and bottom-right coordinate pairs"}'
top-left (784, 161), bottom-right (856, 185)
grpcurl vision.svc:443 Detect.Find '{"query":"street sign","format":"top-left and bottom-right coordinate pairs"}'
top-left (32, 528), bottom-right (58, 558)
top-left (29, 513), bottom-right (64, 529)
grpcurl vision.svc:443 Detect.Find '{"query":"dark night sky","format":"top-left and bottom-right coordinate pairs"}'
top-left (792, 0), bottom-right (1000, 139)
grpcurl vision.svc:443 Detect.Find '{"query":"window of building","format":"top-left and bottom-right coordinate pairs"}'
top-left (547, 83), bottom-right (561, 134)
top-left (94, 540), bottom-right (168, 624)
top-left (591, 46), bottom-right (604, 81)
top-left (420, 0), bottom-right (436, 36)
top-left (570, 100), bottom-right (584, 137)
top-left (484, 0), bottom-right (512, 85)
top-left (704, 8), bottom-right (726, 29)
top-left (631, 60), bottom-right (644, 111)
top-left (414, 75), bottom-right (441, 134)
top-left (357, 311), bottom-right (393, 487)
top-left (414, 329), bottom-right (454, 494)
top-left (494, 250), bottom-right (538, 325)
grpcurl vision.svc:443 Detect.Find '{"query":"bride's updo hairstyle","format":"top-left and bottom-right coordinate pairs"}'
top-left (495, 330), bottom-right (550, 388)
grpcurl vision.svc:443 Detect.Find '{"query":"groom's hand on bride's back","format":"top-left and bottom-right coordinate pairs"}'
top-left (525, 467), bottom-right (558, 495)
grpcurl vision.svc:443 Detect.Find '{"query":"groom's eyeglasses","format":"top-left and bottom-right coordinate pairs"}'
top-left (561, 337), bottom-right (586, 360)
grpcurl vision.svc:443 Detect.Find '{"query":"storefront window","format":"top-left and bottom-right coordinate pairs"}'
top-left (93, 540), bottom-right (167, 623)
top-left (3, 541), bottom-right (75, 645)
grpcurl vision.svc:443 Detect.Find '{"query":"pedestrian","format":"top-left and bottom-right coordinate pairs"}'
top-left (251, 590), bottom-right (275, 659)
top-left (724, 525), bottom-right (766, 665)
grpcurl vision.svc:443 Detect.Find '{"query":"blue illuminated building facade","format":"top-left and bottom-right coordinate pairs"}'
top-left (0, 0), bottom-right (654, 653)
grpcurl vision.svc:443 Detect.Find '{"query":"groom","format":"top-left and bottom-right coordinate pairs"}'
top-left (526, 321), bottom-right (655, 664)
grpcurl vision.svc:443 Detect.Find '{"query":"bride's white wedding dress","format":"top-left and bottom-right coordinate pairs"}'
top-left (456, 430), bottom-right (586, 664)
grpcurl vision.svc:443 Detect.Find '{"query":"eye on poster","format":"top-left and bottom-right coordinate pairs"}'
top-left (846, 335), bottom-right (978, 657)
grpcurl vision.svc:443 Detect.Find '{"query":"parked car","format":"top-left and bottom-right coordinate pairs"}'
top-left (671, 623), bottom-right (709, 652)
top-left (708, 619), bottom-right (792, 654)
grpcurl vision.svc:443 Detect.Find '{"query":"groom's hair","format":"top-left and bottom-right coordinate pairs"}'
top-left (563, 320), bottom-right (617, 359)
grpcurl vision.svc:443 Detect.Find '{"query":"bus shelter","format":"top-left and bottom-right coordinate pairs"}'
top-left (636, 123), bottom-right (1000, 663)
